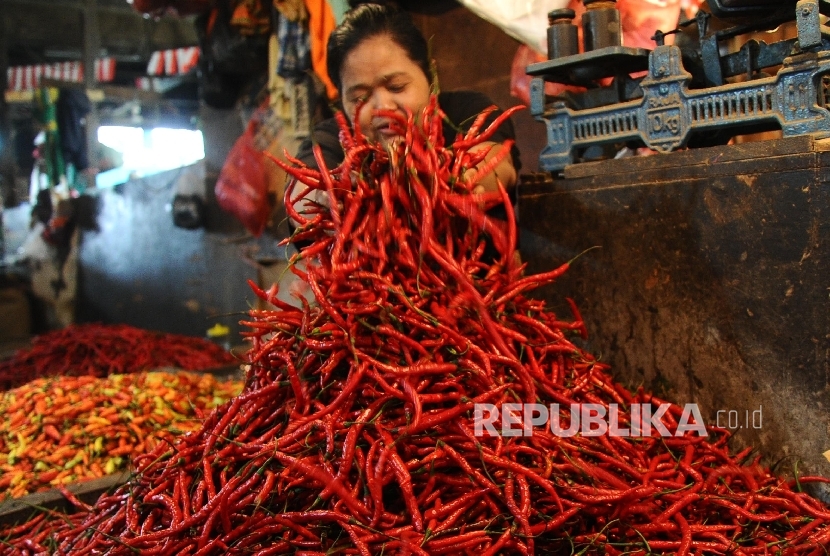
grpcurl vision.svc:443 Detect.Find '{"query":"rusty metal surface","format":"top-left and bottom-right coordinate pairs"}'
top-left (519, 135), bottom-right (830, 476)
top-left (0, 471), bottom-right (130, 527)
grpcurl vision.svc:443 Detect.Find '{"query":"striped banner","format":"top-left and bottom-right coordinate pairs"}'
top-left (6, 58), bottom-right (116, 91)
top-left (146, 47), bottom-right (200, 76)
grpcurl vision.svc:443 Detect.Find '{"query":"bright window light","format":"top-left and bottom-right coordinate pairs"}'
top-left (96, 126), bottom-right (205, 188)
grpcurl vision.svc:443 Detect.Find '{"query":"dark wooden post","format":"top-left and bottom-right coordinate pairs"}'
top-left (0, 0), bottom-right (19, 209)
top-left (82, 0), bottom-right (100, 174)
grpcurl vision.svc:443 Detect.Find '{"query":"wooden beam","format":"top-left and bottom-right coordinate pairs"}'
top-left (3, 0), bottom-right (135, 16)
top-left (0, 0), bottom-right (20, 208)
top-left (4, 90), bottom-right (35, 104)
top-left (4, 82), bottom-right (185, 106)
top-left (4, 1), bottom-right (198, 67)
top-left (83, 0), bottom-right (101, 170)
top-left (0, 472), bottom-right (130, 528)
top-left (83, 0), bottom-right (100, 87)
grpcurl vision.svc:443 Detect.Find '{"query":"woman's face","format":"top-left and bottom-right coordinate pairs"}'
top-left (339, 34), bottom-right (431, 148)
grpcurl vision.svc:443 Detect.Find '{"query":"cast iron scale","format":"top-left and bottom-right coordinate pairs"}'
top-left (528, 0), bottom-right (830, 173)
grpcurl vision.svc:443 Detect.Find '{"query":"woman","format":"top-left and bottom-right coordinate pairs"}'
top-left (290, 2), bottom-right (521, 222)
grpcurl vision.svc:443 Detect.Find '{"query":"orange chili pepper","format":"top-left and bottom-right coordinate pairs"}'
top-left (0, 371), bottom-right (242, 498)
top-left (43, 425), bottom-right (62, 442)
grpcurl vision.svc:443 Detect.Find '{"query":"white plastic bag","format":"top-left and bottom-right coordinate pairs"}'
top-left (455, 0), bottom-right (569, 54)
top-left (457, 0), bottom-right (684, 55)
top-left (19, 222), bottom-right (53, 263)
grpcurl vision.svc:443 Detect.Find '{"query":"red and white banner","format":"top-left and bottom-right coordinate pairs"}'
top-left (6, 58), bottom-right (116, 91)
top-left (146, 47), bottom-right (200, 76)
top-left (95, 58), bottom-right (117, 83)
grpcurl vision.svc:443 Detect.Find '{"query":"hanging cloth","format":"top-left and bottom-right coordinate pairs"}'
top-left (272, 0), bottom-right (307, 21)
top-left (57, 88), bottom-right (91, 172)
top-left (230, 0), bottom-right (272, 35)
top-left (304, 0), bottom-right (338, 100)
top-left (276, 15), bottom-right (312, 78)
top-left (37, 88), bottom-right (66, 188)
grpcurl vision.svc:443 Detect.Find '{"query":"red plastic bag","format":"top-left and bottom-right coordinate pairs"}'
top-left (510, 44), bottom-right (585, 106)
top-left (215, 122), bottom-right (271, 237)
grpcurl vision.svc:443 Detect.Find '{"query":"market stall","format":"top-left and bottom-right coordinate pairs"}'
top-left (0, 0), bottom-right (828, 554)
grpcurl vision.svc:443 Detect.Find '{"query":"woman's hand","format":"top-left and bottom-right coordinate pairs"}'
top-left (464, 141), bottom-right (517, 194)
top-left (288, 179), bottom-right (348, 233)
top-left (288, 182), bottom-right (330, 230)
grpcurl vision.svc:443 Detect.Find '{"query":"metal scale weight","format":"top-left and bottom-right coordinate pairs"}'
top-left (519, 0), bottom-right (830, 484)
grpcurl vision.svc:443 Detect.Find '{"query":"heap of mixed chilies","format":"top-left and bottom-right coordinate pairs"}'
top-left (0, 371), bottom-right (243, 498)
top-left (3, 98), bottom-right (829, 554)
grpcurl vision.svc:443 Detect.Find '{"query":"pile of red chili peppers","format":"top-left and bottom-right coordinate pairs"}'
top-left (3, 99), bottom-right (829, 555)
top-left (0, 323), bottom-right (237, 391)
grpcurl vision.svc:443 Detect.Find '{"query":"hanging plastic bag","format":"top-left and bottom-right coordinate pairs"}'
top-left (459, 0), bottom-right (682, 56)
top-left (618, 0), bottom-right (684, 49)
top-left (455, 0), bottom-right (569, 54)
top-left (215, 122), bottom-right (271, 237)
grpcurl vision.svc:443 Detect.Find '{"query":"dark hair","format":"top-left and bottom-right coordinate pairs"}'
top-left (326, 3), bottom-right (430, 93)
top-left (347, 0), bottom-right (400, 7)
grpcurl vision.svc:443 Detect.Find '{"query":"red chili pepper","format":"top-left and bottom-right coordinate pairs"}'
top-left (6, 91), bottom-right (830, 556)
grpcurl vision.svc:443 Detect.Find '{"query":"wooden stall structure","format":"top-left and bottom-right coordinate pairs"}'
top-left (519, 135), bottom-right (830, 485)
